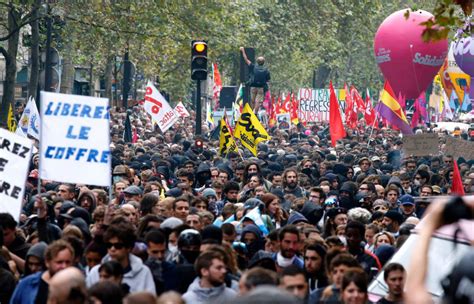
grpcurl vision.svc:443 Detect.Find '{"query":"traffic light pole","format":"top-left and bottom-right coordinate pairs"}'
top-left (195, 79), bottom-right (202, 135)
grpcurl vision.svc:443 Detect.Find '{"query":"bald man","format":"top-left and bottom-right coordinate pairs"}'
top-left (47, 267), bottom-right (86, 304)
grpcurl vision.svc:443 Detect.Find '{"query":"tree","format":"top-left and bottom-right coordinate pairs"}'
top-left (0, 1), bottom-right (41, 128)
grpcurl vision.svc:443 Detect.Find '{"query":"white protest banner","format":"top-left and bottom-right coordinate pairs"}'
top-left (39, 92), bottom-right (111, 186)
top-left (0, 128), bottom-right (33, 221)
top-left (16, 96), bottom-right (41, 139)
top-left (144, 81), bottom-right (179, 132)
top-left (174, 101), bottom-right (190, 118)
top-left (298, 88), bottom-right (346, 122)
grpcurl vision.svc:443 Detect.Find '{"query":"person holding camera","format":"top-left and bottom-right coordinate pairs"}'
top-left (406, 196), bottom-right (474, 304)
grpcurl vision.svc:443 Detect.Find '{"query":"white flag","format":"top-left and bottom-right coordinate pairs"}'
top-left (174, 101), bottom-right (190, 118)
top-left (16, 96), bottom-right (41, 139)
top-left (144, 81), bottom-right (179, 133)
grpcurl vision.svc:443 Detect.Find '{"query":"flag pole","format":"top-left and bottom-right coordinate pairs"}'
top-left (366, 111), bottom-right (379, 148)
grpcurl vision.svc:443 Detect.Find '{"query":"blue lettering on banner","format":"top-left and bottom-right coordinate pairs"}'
top-left (43, 102), bottom-right (109, 120)
top-left (66, 126), bottom-right (91, 140)
top-left (44, 146), bottom-right (110, 164)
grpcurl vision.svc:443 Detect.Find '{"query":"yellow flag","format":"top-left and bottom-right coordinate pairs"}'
top-left (219, 117), bottom-right (238, 156)
top-left (448, 72), bottom-right (470, 101)
top-left (7, 103), bottom-right (16, 132)
top-left (234, 103), bottom-right (271, 156)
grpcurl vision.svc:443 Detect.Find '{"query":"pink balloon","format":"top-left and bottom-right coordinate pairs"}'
top-left (374, 9), bottom-right (448, 100)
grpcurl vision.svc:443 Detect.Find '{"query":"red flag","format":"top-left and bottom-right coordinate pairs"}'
top-left (263, 90), bottom-right (271, 113)
top-left (329, 81), bottom-right (346, 146)
top-left (132, 128), bottom-right (138, 143)
top-left (212, 63), bottom-right (222, 109)
top-left (398, 92), bottom-right (406, 115)
top-left (411, 98), bottom-right (420, 128)
top-left (269, 94), bottom-right (278, 127)
top-left (451, 160), bottom-right (465, 195)
top-left (290, 93), bottom-right (299, 124)
top-left (364, 89), bottom-right (376, 126)
top-left (351, 86), bottom-right (366, 112)
top-left (344, 83), bottom-right (357, 129)
top-left (281, 93), bottom-right (291, 113)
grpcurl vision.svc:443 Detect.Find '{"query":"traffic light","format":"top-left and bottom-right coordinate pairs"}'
top-left (195, 138), bottom-right (203, 153)
top-left (191, 40), bottom-right (208, 80)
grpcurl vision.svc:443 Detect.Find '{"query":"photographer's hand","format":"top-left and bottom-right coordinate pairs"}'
top-left (406, 196), bottom-right (474, 304)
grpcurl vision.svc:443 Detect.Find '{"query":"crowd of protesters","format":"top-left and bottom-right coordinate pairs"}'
top-left (1, 103), bottom-right (474, 304)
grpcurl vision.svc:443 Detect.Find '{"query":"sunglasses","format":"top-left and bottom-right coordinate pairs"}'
top-left (105, 242), bottom-right (125, 250)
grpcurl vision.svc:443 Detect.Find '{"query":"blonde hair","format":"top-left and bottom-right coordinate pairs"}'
top-left (374, 231), bottom-right (395, 248)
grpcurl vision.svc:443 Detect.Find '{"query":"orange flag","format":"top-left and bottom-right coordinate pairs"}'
top-left (329, 81), bottom-right (346, 146)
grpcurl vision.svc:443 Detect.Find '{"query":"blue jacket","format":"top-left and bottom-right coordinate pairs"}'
top-left (10, 271), bottom-right (42, 304)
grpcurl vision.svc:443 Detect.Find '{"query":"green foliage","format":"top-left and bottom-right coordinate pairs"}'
top-left (42, 0), bottom-right (460, 100)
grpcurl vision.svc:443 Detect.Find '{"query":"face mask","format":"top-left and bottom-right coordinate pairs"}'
top-left (301, 168), bottom-right (312, 177)
top-left (414, 180), bottom-right (421, 186)
top-left (168, 244), bottom-right (178, 254)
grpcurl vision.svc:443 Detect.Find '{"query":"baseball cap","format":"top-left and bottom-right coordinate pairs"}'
top-left (371, 156), bottom-right (381, 162)
top-left (399, 194), bottom-right (415, 206)
top-left (123, 185), bottom-right (143, 196)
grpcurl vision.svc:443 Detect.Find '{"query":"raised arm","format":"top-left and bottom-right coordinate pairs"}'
top-left (240, 47), bottom-right (251, 65)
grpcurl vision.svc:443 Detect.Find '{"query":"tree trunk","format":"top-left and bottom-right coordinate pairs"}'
top-left (27, 0), bottom-right (41, 101)
top-left (60, 38), bottom-right (74, 94)
top-left (313, 65), bottom-right (331, 89)
top-left (89, 62), bottom-right (94, 96)
top-left (104, 55), bottom-right (114, 101)
top-left (0, 8), bottom-right (21, 128)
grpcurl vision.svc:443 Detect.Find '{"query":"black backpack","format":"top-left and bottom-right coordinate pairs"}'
top-left (250, 65), bottom-right (268, 87)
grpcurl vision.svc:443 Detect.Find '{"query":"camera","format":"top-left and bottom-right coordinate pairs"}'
top-left (442, 196), bottom-right (473, 224)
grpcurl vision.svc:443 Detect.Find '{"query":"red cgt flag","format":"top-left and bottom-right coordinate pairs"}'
top-left (329, 81), bottom-right (346, 147)
top-left (451, 160), bottom-right (465, 195)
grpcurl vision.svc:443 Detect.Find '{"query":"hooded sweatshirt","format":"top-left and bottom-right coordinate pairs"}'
top-left (182, 277), bottom-right (236, 304)
top-left (24, 242), bottom-right (47, 276)
top-left (86, 253), bottom-right (156, 295)
top-left (241, 224), bottom-right (264, 260)
top-left (77, 190), bottom-right (97, 214)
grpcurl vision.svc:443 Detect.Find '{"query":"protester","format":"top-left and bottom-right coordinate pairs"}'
top-left (10, 239), bottom-right (75, 303)
top-left (5, 67), bottom-right (474, 304)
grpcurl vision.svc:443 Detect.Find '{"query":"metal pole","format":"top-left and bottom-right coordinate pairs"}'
top-left (196, 79), bottom-right (202, 135)
top-left (114, 57), bottom-right (118, 107)
top-left (44, 5), bottom-right (53, 92)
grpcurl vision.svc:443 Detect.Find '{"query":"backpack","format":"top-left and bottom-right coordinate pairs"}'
top-left (250, 65), bottom-right (268, 87)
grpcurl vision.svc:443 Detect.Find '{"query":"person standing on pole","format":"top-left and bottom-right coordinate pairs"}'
top-left (240, 47), bottom-right (271, 113)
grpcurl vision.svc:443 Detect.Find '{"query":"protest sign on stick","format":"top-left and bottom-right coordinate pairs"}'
top-left (402, 133), bottom-right (439, 156)
top-left (444, 136), bottom-right (474, 160)
top-left (39, 92), bottom-right (111, 186)
top-left (0, 128), bottom-right (33, 221)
